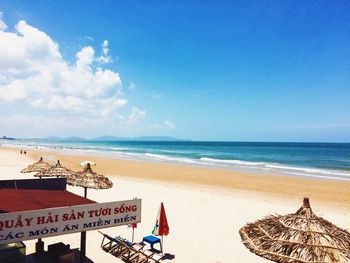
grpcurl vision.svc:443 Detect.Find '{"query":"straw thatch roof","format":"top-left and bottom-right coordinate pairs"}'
top-left (239, 198), bottom-right (350, 262)
top-left (68, 163), bottom-right (113, 190)
top-left (35, 160), bottom-right (75, 178)
top-left (20, 157), bottom-right (52, 174)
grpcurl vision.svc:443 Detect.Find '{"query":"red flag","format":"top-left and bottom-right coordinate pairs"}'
top-left (152, 202), bottom-right (169, 236)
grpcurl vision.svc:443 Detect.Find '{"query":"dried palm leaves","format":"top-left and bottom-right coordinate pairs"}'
top-left (240, 198), bottom-right (350, 262)
top-left (35, 160), bottom-right (75, 178)
top-left (20, 157), bottom-right (52, 174)
top-left (68, 163), bottom-right (113, 192)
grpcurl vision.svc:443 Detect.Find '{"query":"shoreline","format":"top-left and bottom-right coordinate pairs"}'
top-left (3, 145), bottom-right (350, 208)
top-left (3, 141), bottom-right (350, 182)
top-left (1, 145), bottom-right (350, 262)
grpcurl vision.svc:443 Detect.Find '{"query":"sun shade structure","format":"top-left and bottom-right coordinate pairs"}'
top-left (35, 160), bottom-right (75, 178)
top-left (68, 163), bottom-right (113, 196)
top-left (152, 202), bottom-right (169, 253)
top-left (0, 178), bottom-right (95, 213)
top-left (20, 157), bottom-right (52, 174)
top-left (0, 178), bottom-right (96, 261)
top-left (68, 162), bottom-right (113, 261)
top-left (239, 198), bottom-right (350, 263)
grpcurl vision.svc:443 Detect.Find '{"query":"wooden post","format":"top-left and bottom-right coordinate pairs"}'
top-left (132, 228), bottom-right (135, 243)
top-left (35, 238), bottom-right (44, 254)
top-left (80, 232), bottom-right (86, 262)
top-left (80, 187), bottom-right (88, 262)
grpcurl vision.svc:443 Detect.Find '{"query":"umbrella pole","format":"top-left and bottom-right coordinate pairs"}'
top-left (161, 236), bottom-right (163, 254)
top-left (80, 232), bottom-right (86, 262)
top-left (35, 238), bottom-right (44, 254)
top-left (80, 187), bottom-right (88, 262)
top-left (132, 228), bottom-right (134, 243)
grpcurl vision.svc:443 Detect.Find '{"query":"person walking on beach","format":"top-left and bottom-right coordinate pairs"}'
top-left (20, 150), bottom-right (22, 154)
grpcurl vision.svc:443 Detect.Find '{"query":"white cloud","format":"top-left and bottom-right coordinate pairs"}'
top-left (0, 114), bottom-right (109, 138)
top-left (164, 120), bottom-right (176, 130)
top-left (129, 82), bottom-right (136, 91)
top-left (150, 120), bottom-right (176, 130)
top-left (102, 40), bottom-right (109, 55)
top-left (127, 107), bottom-right (146, 124)
top-left (149, 123), bottom-right (160, 129)
top-left (29, 98), bottom-right (43, 107)
top-left (0, 20), bottom-right (62, 74)
top-left (0, 18), bottom-right (126, 119)
top-left (114, 98), bottom-right (128, 108)
top-left (0, 12), bottom-right (7, 31)
top-left (0, 81), bottom-right (27, 101)
top-left (96, 40), bottom-right (112, 64)
top-left (76, 46), bottom-right (94, 68)
top-left (82, 36), bottom-right (94, 42)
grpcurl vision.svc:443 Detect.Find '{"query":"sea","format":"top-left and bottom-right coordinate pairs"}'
top-left (4, 139), bottom-right (350, 181)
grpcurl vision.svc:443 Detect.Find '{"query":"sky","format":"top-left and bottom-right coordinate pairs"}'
top-left (0, 1), bottom-right (349, 142)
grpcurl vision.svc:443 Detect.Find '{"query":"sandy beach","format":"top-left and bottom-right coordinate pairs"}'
top-left (1, 2), bottom-right (350, 262)
top-left (1, 145), bottom-right (350, 262)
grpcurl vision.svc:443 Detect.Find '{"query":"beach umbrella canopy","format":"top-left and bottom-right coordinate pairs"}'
top-left (20, 157), bottom-right (52, 174)
top-left (35, 160), bottom-right (75, 178)
top-left (152, 202), bottom-right (169, 236)
top-left (68, 162), bottom-right (113, 260)
top-left (152, 202), bottom-right (169, 253)
top-left (239, 198), bottom-right (350, 263)
top-left (68, 163), bottom-right (113, 196)
top-left (80, 160), bottom-right (96, 167)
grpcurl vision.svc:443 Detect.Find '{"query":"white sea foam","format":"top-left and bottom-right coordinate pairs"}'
top-left (265, 164), bottom-right (350, 177)
top-left (200, 157), bottom-right (350, 180)
top-left (4, 140), bottom-right (350, 182)
top-left (283, 172), bottom-right (350, 181)
top-left (200, 157), bottom-right (264, 166)
top-left (144, 153), bottom-right (199, 164)
top-left (110, 147), bottom-right (129, 151)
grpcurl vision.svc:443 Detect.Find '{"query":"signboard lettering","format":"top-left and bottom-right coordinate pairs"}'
top-left (0, 199), bottom-right (141, 244)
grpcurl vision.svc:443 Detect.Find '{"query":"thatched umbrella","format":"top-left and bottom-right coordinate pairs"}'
top-left (20, 157), bottom-right (52, 175)
top-left (35, 160), bottom-right (75, 179)
top-left (20, 157), bottom-right (54, 251)
top-left (68, 163), bottom-right (113, 198)
top-left (240, 198), bottom-right (350, 262)
top-left (68, 162), bottom-right (113, 261)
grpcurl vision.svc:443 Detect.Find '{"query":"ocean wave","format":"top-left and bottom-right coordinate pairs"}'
top-left (144, 153), bottom-right (200, 164)
top-left (200, 157), bottom-right (350, 179)
top-left (5, 140), bottom-right (350, 182)
top-left (284, 172), bottom-right (350, 181)
top-left (200, 157), bottom-right (264, 166)
top-left (110, 147), bottom-right (129, 151)
top-left (265, 164), bottom-right (350, 177)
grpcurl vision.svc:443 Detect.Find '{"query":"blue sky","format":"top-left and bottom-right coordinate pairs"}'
top-left (0, 1), bottom-right (349, 141)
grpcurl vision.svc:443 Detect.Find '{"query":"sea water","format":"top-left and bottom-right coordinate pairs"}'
top-left (6, 140), bottom-right (350, 181)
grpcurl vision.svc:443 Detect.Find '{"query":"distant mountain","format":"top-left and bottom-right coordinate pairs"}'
top-left (0, 136), bottom-right (16, 140)
top-left (44, 136), bottom-right (85, 141)
top-left (45, 136), bottom-right (61, 140)
top-left (66, 136), bottom-right (85, 141)
top-left (134, 136), bottom-right (189, 141)
top-left (93, 136), bottom-right (128, 141)
top-left (92, 135), bottom-right (189, 141)
top-left (42, 135), bottom-right (189, 142)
